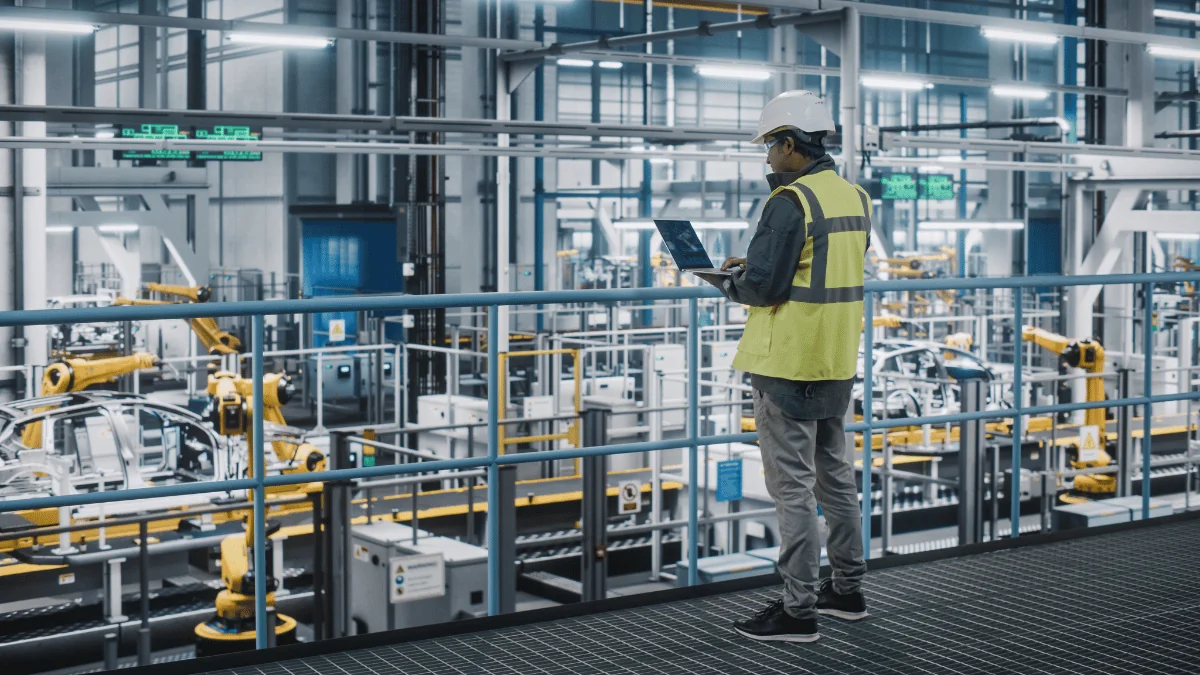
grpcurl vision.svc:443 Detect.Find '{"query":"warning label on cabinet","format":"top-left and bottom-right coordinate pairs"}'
top-left (389, 553), bottom-right (445, 604)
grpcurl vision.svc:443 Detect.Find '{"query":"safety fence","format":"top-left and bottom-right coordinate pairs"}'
top-left (0, 271), bottom-right (1198, 650)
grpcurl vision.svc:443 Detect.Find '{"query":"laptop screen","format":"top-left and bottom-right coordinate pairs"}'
top-left (655, 220), bottom-right (714, 270)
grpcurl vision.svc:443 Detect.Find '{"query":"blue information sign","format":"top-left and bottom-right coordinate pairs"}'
top-left (716, 459), bottom-right (743, 502)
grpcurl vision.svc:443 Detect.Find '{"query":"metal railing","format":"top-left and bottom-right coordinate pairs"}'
top-left (0, 271), bottom-right (1197, 651)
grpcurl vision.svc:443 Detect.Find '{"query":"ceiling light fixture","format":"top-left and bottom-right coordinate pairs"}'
top-left (598, 61), bottom-right (623, 70)
top-left (97, 224), bottom-right (140, 234)
top-left (557, 58), bottom-right (594, 68)
top-left (1157, 232), bottom-right (1200, 242)
top-left (695, 65), bottom-right (772, 81)
top-left (1154, 8), bottom-right (1200, 23)
top-left (46, 225), bottom-right (75, 234)
top-left (991, 84), bottom-right (1051, 100)
top-left (980, 27), bottom-right (1059, 45)
top-left (225, 32), bottom-right (334, 48)
top-left (921, 220), bottom-right (1024, 231)
top-left (0, 19), bottom-right (98, 34)
top-left (1147, 44), bottom-right (1200, 61)
top-left (860, 75), bottom-right (932, 91)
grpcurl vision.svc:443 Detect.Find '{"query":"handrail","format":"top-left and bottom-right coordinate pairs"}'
top-left (0, 270), bottom-right (1195, 649)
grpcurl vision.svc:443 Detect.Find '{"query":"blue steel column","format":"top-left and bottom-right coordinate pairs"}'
top-left (1143, 283), bottom-right (1153, 518)
top-left (1063, 1), bottom-right (1078, 144)
top-left (861, 292), bottom-right (874, 557)
top-left (957, 92), bottom-right (967, 277)
top-left (533, 6), bottom-right (546, 332)
top-left (687, 297), bottom-right (699, 586)
top-left (1010, 292), bottom-right (1023, 537)
top-left (487, 305), bottom-right (501, 614)
top-left (252, 314), bottom-right (267, 649)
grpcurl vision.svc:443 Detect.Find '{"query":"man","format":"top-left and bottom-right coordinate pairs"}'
top-left (704, 90), bottom-right (871, 643)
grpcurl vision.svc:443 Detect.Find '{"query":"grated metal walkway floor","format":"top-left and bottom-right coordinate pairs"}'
top-left (190, 516), bottom-right (1200, 675)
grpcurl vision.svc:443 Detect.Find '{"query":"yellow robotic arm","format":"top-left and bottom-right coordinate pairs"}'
top-left (1021, 326), bottom-right (1113, 498)
top-left (146, 282), bottom-right (212, 303)
top-left (205, 371), bottom-right (325, 474)
top-left (21, 353), bottom-right (158, 448)
top-left (1021, 326), bottom-right (1106, 430)
top-left (115, 297), bottom-right (242, 355)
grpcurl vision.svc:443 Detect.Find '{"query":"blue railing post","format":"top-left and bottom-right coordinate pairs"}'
top-left (862, 292), bottom-right (874, 558)
top-left (687, 297), bottom-right (699, 586)
top-left (1011, 291), bottom-right (1023, 538)
top-left (251, 314), bottom-right (268, 650)
top-left (487, 305), bottom-right (501, 615)
top-left (1143, 282), bottom-right (1153, 519)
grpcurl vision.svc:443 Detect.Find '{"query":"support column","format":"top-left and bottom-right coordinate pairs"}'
top-left (958, 378), bottom-right (987, 546)
top-left (839, 8), bottom-right (859, 185)
top-left (20, 28), bottom-right (47, 369)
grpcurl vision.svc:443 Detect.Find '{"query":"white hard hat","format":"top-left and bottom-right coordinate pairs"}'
top-left (750, 90), bottom-right (836, 145)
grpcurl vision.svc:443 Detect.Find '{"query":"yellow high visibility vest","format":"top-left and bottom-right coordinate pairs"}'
top-left (732, 169), bottom-right (871, 382)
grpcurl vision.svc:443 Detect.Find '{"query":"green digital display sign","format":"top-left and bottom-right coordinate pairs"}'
top-left (921, 174), bottom-right (955, 201)
top-left (881, 174), bottom-right (918, 200)
top-left (114, 124), bottom-right (263, 162)
top-left (880, 173), bottom-right (956, 201)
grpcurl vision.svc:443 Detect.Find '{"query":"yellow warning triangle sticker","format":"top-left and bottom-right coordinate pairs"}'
top-left (1082, 433), bottom-right (1097, 450)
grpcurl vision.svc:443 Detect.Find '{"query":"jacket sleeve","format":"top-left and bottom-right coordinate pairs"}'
top-left (721, 192), bottom-right (807, 307)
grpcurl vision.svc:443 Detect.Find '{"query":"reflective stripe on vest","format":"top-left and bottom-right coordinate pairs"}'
top-left (776, 180), bottom-right (870, 305)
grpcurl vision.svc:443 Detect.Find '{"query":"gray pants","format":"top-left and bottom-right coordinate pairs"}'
top-left (753, 389), bottom-right (866, 619)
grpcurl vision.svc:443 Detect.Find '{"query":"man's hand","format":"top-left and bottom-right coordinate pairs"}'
top-left (722, 256), bottom-right (747, 271)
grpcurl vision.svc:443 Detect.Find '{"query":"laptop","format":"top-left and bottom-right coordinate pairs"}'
top-left (654, 220), bottom-right (732, 277)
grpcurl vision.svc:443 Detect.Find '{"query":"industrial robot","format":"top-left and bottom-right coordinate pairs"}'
top-left (115, 283), bottom-right (243, 356)
top-left (1021, 327), bottom-right (1113, 502)
top-left (194, 370), bottom-right (325, 655)
top-left (20, 352), bottom-right (158, 449)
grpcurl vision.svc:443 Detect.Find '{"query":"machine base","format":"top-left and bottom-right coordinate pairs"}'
top-left (194, 613), bottom-right (298, 657)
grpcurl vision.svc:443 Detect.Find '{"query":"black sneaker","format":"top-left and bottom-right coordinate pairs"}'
top-left (732, 599), bottom-right (819, 643)
top-left (816, 579), bottom-right (868, 621)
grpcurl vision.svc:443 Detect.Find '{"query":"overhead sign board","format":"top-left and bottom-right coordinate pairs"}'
top-left (880, 173), bottom-right (956, 201)
top-left (114, 124), bottom-right (263, 162)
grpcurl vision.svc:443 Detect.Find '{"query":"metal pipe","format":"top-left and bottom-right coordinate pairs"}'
top-left (687, 297), bottom-right (699, 586)
top-left (862, 291), bottom-right (874, 557)
top-left (486, 305), bottom-right (500, 615)
top-left (252, 314), bottom-right (268, 650)
top-left (137, 520), bottom-right (150, 666)
top-left (1144, 282), bottom-right (1154, 519)
top-left (1011, 291), bottom-right (1023, 537)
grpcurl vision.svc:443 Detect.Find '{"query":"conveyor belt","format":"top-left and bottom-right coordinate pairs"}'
top-left (126, 510), bottom-right (1200, 675)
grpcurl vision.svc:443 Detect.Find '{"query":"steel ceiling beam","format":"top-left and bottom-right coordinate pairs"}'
top-left (0, 6), bottom-right (538, 51)
top-left (562, 50), bottom-right (1127, 99)
top-left (0, 103), bottom-right (752, 143)
top-left (0, 135), bottom-right (1088, 173)
top-left (754, 0), bottom-right (1200, 50)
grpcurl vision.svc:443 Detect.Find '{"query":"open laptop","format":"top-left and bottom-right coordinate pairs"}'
top-left (654, 220), bottom-right (732, 277)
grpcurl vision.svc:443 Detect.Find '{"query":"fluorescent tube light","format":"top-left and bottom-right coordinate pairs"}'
top-left (225, 32), bottom-right (333, 49)
top-left (0, 19), bottom-right (98, 34)
top-left (557, 58), bottom-right (595, 68)
top-left (598, 61), bottom-right (623, 70)
top-left (97, 224), bottom-right (140, 234)
top-left (917, 165), bottom-right (945, 173)
top-left (693, 220), bottom-right (750, 230)
top-left (613, 220), bottom-right (656, 230)
top-left (648, 157), bottom-right (673, 165)
top-left (991, 84), bottom-right (1050, 100)
top-left (695, 65), bottom-right (772, 81)
top-left (980, 27), bottom-right (1059, 45)
top-left (46, 225), bottom-right (75, 234)
top-left (1154, 9), bottom-right (1200, 23)
top-left (94, 130), bottom-right (115, 139)
top-left (1157, 233), bottom-right (1200, 242)
top-left (1147, 44), bottom-right (1200, 61)
top-left (921, 220), bottom-right (1024, 231)
top-left (861, 75), bottom-right (932, 91)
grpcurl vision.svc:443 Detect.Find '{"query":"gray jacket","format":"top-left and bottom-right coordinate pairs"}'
top-left (717, 155), bottom-right (855, 421)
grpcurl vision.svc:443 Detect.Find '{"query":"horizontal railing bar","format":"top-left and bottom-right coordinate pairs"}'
top-left (2, 272), bottom-right (1197, 327)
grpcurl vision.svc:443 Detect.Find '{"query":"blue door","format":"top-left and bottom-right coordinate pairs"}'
top-left (301, 219), bottom-right (405, 348)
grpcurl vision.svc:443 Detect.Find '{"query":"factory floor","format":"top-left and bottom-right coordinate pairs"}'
top-left (136, 511), bottom-right (1200, 675)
